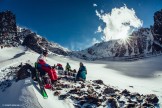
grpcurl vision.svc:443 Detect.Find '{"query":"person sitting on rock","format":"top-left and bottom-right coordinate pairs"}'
top-left (76, 62), bottom-right (87, 82)
top-left (57, 63), bottom-right (64, 70)
top-left (65, 62), bottom-right (71, 71)
top-left (37, 50), bottom-right (58, 84)
top-left (56, 63), bottom-right (64, 75)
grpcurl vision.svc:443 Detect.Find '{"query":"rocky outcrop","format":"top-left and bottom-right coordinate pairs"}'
top-left (154, 9), bottom-right (162, 37)
top-left (22, 32), bottom-right (69, 55)
top-left (22, 33), bottom-right (44, 54)
top-left (0, 11), bottom-right (18, 46)
top-left (47, 43), bottom-right (69, 56)
top-left (0, 63), bottom-right (160, 107)
top-left (153, 9), bottom-right (162, 52)
top-left (16, 63), bottom-right (34, 81)
top-left (50, 71), bottom-right (159, 108)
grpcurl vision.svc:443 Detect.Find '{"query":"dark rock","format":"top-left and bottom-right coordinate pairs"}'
top-left (96, 102), bottom-right (102, 107)
top-left (70, 96), bottom-right (83, 101)
top-left (54, 91), bottom-right (61, 96)
top-left (18, 63), bottom-right (23, 68)
top-left (107, 97), bottom-right (118, 108)
top-left (127, 98), bottom-right (138, 105)
top-left (79, 100), bottom-right (87, 105)
top-left (102, 96), bottom-right (107, 102)
top-left (22, 33), bottom-right (43, 54)
top-left (93, 80), bottom-right (104, 85)
top-left (59, 94), bottom-right (70, 100)
top-left (143, 102), bottom-right (154, 107)
top-left (126, 103), bottom-right (136, 108)
top-left (121, 89), bottom-right (130, 97)
top-left (56, 87), bottom-right (62, 90)
top-left (95, 85), bottom-right (101, 89)
top-left (116, 95), bottom-right (121, 100)
top-left (136, 96), bottom-right (144, 103)
top-left (86, 94), bottom-right (99, 105)
top-left (68, 88), bottom-right (80, 94)
top-left (146, 94), bottom-right (159, 104)
top-left (154, 9), bottom-right (162, 36)
top-left (153, 9), bottom-right (162, 52)
top-left (81, 83), bottom-right (85, 88)
top-left (103, 87), bottom-right (115, 94)
top-left (83, 104), bottom-right (95, 108)
top-left (87, 87), bottom-right (94, 94)
top-left (130, 93), bottom-right (140, 99)
top-left (129, 86), bottom-right (133, 88)
top-left (118, 101), bottom-right (125, 107)
top-left (62, 84), bottom-right (70, 88)
top-left (16, 63), bottom-right (33, 81)
top-left (0, 11), bottom-right (18, 45)
top-left (110, 93), bottom-right (118, 98)
top-left (73, 104), bottom-right (81, 108)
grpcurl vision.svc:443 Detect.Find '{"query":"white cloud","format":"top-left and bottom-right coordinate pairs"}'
top-left (96, 5), bottom-right (143, 41)
top-left (92, 38), bottom-right (100, 45)
top-left (97, 26), bottom-right (102, 33)
top-left (93, 3), bottom-right (97, 7)
top-left (100, 10), bottom-right (104, 14)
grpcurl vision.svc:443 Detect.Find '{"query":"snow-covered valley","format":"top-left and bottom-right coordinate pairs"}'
top-left (0, 46), bottom-right (162, 108)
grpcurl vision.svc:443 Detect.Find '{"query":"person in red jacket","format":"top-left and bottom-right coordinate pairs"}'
top-left (37, 50), bottom-right (58, 84)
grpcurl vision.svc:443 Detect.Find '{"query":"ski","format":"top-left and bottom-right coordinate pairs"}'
top-left (35, 69), bottom-right (48, 99)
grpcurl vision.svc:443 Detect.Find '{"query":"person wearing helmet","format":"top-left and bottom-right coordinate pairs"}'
top-left (37, 50), bottom-right (48, 62)
top-left (37, 50), bottom-right (58, 83)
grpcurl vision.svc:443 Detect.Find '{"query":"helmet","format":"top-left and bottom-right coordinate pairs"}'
top-left (43, 50), bottom-right (48, 55)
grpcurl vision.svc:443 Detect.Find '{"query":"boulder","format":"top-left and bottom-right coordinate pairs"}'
top-left (103, 87), bottom-right (115, 94)
top-left (16, 63), bottom-right (34, 81)
top-left (107, 97), bottom-right (119, 108)
top-left (93, 80), bottom-right (104, 85)
top-left (22, 33), bottom-right (43, 54)
top-left (146, 94), bottom-right (159, 104)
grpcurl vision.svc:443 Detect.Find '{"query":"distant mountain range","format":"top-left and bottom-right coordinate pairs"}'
top-left (0, 9), bottom-right (162, 60)
top-left (71, 9), bottom-right (162, 60)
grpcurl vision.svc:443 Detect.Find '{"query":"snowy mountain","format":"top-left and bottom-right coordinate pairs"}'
top-left (71, 9), bottom-right (162, 61)
top-left (72, 28), bottom-right (154, 60)
top-left (20, 27), bottom-right (70, 56)
top-left (0, 11), bottom-right (70, 56)
top-left (1, 10), bottom-right (162, 61)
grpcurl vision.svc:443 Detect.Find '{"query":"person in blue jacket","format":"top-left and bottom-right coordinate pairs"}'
top-left (76, 62), bottom-right (87, 81)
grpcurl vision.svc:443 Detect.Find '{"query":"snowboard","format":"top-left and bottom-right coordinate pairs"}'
top-left (35, 68), bottom-right (48, 99)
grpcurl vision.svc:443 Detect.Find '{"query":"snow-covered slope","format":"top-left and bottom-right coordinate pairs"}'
top-left (0, 46), bottom-right (162, 107)
top-left (72, 28), bottom-right (159, 60)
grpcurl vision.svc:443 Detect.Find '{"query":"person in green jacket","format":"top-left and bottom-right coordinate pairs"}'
top-left (65, 62), bottom-right (71, 71)
top-left (76, 62), bottom-right (87, 81)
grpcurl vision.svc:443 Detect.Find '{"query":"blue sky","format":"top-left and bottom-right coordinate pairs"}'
top-left (0, 0), bottom-right (162, 50)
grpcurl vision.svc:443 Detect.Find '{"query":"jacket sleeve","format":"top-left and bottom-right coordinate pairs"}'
top-left (38, 59), bottom-right (50, 67)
